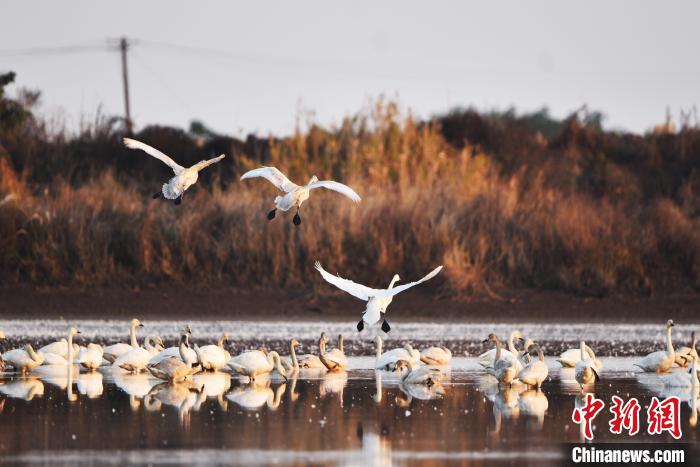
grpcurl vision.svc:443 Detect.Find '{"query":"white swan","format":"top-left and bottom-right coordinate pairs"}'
top-left (2, 345), bottom-right (45, 375)
top-left (517, 345), bottom-right (549, 388)
top-left (39, 338), bottom-right (79, 361)
top-left (483, 333), bottom-right (518, 385)
top-left (394, 359), bottom-right (443, 386)
top-left (320, 334), bottom-right (348, 372)
top-left (282, 338), bottom-right (300, 374)
top-left (675, 331), bottom-right (698, 368)
top-left (147, 334), bottom-right (202, 383)
top-left (123, 137), bottom-right (225, 205)
top-left (662, 358), bottom-right (699, 389)
top-left (374, 336), bottom-right (421, 371)
top-left (296, 334), bottom-right (326, 369)
top-left (193, 333), bottom-right (230, 372)
top-left (478, 330), bottom-right (524, 368)
top-left (41, 327), bottom-right (81, 366)
top-left (557, 343), bottom-right (603, 369)
top-left (420, 346), bottom-right (452, 366)
top-left (77, 343), bottom-right (104, 371)
top-left (114, 335), bottom-right (164, 374)
top-left (575, 340), bottom-right (600, 388)
top-left (240, 166), bottom-right (360, 225)
top-left (148, 326), bottom-right (198, 366)
top-left (635, 320), bottom-right (676, 373)
top-left (103, 319), bottom-right (144, 363)
top-left (314, 262), bottom-right (443, 333)
top-left (227, 350), bottom-right (287, 382)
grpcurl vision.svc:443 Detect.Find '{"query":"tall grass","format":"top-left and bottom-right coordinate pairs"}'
top-left (1, 91), bottom-right (700, 299)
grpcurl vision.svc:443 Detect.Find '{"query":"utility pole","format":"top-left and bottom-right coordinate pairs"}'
top-left (119, 37), bottom-right (133, 133)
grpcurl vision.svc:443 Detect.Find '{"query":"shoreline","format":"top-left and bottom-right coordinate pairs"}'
top-left (1, 285), bottom-right (699, 323)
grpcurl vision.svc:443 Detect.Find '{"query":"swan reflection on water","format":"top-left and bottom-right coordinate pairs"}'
top-left (145, 381), bottom-right (207, 426)
top-left (227, 380), bottom-right (286, 410)
top-left (0, 377), bottom-right (44, 401)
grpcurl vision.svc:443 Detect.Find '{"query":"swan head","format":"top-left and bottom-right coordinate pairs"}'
top-left (182, 324), bottom-right (193, 335)
top-left (69, 327), bottom-right (81, 337)
top-left (392, 274), bottom-right (401, 283)
top-left (320, 332), bottom-right (328, 345)
top-left (290, 338), bottom-right (300, 347)
top-left (308, 175), bottom-right (319, 184)
top-left (482, 333), bottom-right (498, 344)
top-left (511, 330), bottom-right (524, 342)
top-left (666, 319), bottom-right (674, 329)
top-left (131, 318), bottom-right (143, 328)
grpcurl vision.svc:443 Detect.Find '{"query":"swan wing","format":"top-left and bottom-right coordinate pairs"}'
top-left (314, 262), bottom-right (377, 301)
top-left (309, 180), bottom-right (361, 203)
top-left (123, 138), bottom-right (185, 175)
top-left (191, 155), bottom-right (225, 172)
top-left (240, 166), bottom-right (299, 193)
top-left (373, 266), bottom-right (444, 298)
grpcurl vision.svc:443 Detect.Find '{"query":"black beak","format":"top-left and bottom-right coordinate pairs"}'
top-left (138, 324), bottom-right (144, 328)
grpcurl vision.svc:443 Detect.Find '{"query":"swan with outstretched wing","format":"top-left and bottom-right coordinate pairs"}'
top-left (314, 262), bottom-right (443, 333)
top-left (241, 166), bottom-right (360, 225)
top-left (123, 138), bottom-right (225, 205)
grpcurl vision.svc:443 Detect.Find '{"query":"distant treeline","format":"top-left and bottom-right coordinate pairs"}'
top-left (1, 71), bottom-right (699, 298)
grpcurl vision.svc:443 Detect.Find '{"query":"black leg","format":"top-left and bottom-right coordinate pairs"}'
top-left (267, 209), bottom-right (276, 220)
top-left (174, 195), bottom-right (182, 206)
top-left (293, 212), bottom-right (301, 226)
top-left (356, 320), bottom-right (364, 332)
top-left (152, 191), bottom-right (162, 199)
top-left (381, 320), bottom-right (391, 333)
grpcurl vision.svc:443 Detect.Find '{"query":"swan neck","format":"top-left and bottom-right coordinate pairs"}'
top-left (580, 341), bottom-right (586, 360)
top-left (495, 337), bottom-right (502, 361)
top-left (290, 341), bottom-right (298, 368)
top-left (338, 335), bottom-right (344, 353)
top-left (319, 338), bottom-right (326, 355)
top-left (27, 345), bottom-right (39, 362)
top-left (508, 333), bottom-right (517, 353)
top-left (218, 335), bottom-right (226, 348)
top-left (130, 323), bottom-right (138, 348)
top-left (667, 325), bottom-right (674, 356)
top-left (179, 341), bottom-right (191, 366)
top-left (67, 331), bottom-right (75, 362)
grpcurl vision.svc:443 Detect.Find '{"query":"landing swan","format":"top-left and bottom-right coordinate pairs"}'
top-left (315, 262), bottom-right (443, 333)
top-left (240, 166), bottom-right (360, 225)
top-left (634, 320), bottom-right (676, 373)
top-left (483, 333), bottom-right (517, 385)
top-left (227, 350), bottom-right (287, 382)
top-left (41, 327), bottom-right (81, 366)
top-left (575, 340), bottom-right (600, 388)
top-left (675, 331), bottom-right (698, 368)
top-left (517, 345), bottom-right (549, 388)
top-left (2, 345), bottom-right (45, 375)
top-left (394, 359), bottom-right (443, 386)
top-left (77, 343), bottom-right (104, 371)
top-left (320, 334), bottom-right (348, 372)
top-left (193, 333), bottom-right (230, 371)
top-left (147, 334), bottom-right (201, 383)
top-left (123, 138), bottom-right (225, 205)
top-left (114, 335), bottom-right (164, 373)
top-left (374, 336), bottom-right (421, 370)
top-left (557, 343), bottom-right (603, 369)
top-left (103, 319), bottom-right (144, 363)
top-left (478, 330), bottom-right (524, 368)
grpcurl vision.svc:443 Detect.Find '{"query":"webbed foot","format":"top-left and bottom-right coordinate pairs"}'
top-left (381, 320), bottom-right (391, 333)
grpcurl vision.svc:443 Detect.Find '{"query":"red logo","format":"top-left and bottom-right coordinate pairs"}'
top-left (609, 396), bottom-right (640, 436)
top-left (647, 396), bottom-right (682, 439)
top-left (572, 393), bottom-right (605, 440)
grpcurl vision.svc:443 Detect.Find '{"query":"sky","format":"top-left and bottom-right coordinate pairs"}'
top-left (2, 1), bottom-right (698, 137)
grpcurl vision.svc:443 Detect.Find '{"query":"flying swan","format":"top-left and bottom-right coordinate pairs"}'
top-left (314, 262), bottom-right (443, 333)
top-left (240, 166), bottom-right (361, 225)
top-left (123, 138), bottom-right (225, 205)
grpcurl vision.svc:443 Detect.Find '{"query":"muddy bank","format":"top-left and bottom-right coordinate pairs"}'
top-left (1, 286), bottom-right (698, 323)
